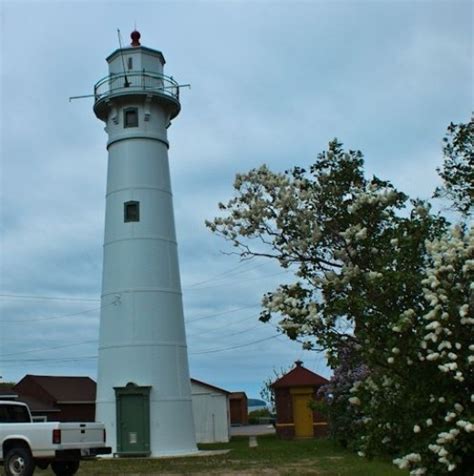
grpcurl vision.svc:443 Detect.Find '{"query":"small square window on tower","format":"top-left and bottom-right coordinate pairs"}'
top-left (124, 108), bottom-right (139, 128)
top-left (124, 201), bottom-right (140, 222)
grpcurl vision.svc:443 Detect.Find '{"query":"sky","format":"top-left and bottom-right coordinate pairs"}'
top-left (0, 0), bottom-right (472, 401)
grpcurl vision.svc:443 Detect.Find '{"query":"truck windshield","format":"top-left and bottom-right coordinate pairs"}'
top-left (0, 405), bottom-right (31, 423)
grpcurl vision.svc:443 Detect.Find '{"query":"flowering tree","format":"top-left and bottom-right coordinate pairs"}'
top-left (434, 117), bottom-right (473, 216)
top-left (317, 343), bottom-right (369, 448)
top-left (390, 226), bottom-right (474, 475)
top-left (206, 140), bottom-right (445, 360)
top-left (206, 135), bottom-right (473, 475)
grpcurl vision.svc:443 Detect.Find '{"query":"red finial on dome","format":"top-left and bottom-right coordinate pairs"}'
top-left (131, 30), bottom-right (141, 47)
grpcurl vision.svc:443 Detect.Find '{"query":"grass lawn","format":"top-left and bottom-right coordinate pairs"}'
top-left (36, 435), bottom-right (408, 475)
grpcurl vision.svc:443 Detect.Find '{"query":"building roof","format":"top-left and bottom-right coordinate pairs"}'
top-left (106, 46), bottom-right (166, 65)
top-left (17, 394), bottom-right (60, 413)
top-left (15, 375), bottom-right (232, 402)
top-left (229, 392), bottom-right (248, 400)
top-left (16, 375), bottom-right (96, 403)
top-left (0, 383), bottom-right (18, 399)
top-left (191, 378), bottom-right (230, 395)
top-left (271, 361), bottom-right (329, 388)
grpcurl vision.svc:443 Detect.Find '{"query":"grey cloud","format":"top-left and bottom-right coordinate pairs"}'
top-left (0, 0), bottom-right (471, 394)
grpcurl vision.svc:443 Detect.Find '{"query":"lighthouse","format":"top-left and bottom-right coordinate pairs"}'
top-left (93, 31), bottom-right (197, 457)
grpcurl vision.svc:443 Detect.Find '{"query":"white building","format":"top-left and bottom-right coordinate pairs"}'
top-left (93, 30), bottom-right (197, 457)
top-left (191, 379), bottom-right (230, 444)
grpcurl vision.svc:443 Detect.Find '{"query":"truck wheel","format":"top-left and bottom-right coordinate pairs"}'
top-left (51, 460), bottom-right (80, 476)
top-left (4, 446), bottom-right (35, 476)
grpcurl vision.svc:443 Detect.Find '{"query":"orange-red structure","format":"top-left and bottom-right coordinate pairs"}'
top-left (229, 392), bottom-right (248, 425)
top-left (271, 361), bottom-right (329, 439)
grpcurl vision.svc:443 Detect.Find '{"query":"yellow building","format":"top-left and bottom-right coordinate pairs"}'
top-left (271, 361), bottom-right (329, 439)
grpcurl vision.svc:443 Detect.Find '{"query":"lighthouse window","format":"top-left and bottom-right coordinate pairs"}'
top-left (127, 57), bottom-right (133, 70)
top-left (124, 201), bottom-right (140, 222)
top-left (124, 108), bottom-right (138, 128)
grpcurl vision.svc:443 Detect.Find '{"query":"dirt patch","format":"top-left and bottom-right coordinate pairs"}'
top-left (151, 468), bottom-right (323, 476)
top-left (125, 470), bottom-right (318, 476)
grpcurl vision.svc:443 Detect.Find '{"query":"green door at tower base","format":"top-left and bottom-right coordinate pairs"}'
top-left (115, 383), bottom-right (151, 456)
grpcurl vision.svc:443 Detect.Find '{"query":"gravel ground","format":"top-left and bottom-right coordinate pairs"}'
top-left (230, 424), bottom-right (276, 436)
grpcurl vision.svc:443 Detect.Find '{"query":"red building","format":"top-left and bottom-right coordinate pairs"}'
top-left (0, 383), bottom-right (18, 401)
top-left (271, 361), bottom-right (329, 439)
top-left (229, 392), bottom-right (248, 425)
top-left (14, 375), bottom-right (96, 422)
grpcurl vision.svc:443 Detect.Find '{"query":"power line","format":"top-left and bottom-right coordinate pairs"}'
top-left (2, 331), bottom-right (280, 362)
top-left (0, 306), bottom-right (102, 324)
top-left (0, 268), bottom-right (283, 302)
top-left (187, 313), bottom-right (259, 337)
top-left (1, 302), bottom-right (259, 326)
top-left (188, 320), bottom-right (264, 340)
top-left (183, 270), bottom-right (289, 291)
top-left (2, 303), bottom-right (257, 326)
top-left (189, 333), bottom-right (280, 355)
top-left (185, 304), bottom-right (260, 324)
top-left (0, 356), bottom-right (98, 363)
top-left (217, 322), bottom-right (263, 339)
top-left (1, 340), bottom-right (97, 358)
top-left (0, 293), bottom-right (99, 303)
top-left (0, 308), bottom-right (270, 359)
top-left (2, 321), bottom-right (267, 359)
top-left (0, 300), bottom-right (119, 324)
top-left (184, 262), bottom-right (266, 288)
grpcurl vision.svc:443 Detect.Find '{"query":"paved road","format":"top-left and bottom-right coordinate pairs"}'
top-left (230, 424), bottom-right (276, 436)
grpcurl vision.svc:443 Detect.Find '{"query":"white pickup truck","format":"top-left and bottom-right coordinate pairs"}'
top-left (0, 400), bottom-right (111, 476)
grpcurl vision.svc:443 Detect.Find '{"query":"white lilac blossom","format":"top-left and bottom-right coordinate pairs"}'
top-left (444, 412), bottom-right (456, 422)
top-left (393, 453), bottom-right (422, 470)
top-left (355, 227), bottom-right (368, 240)
top-left (459, 304), bottom-right (469, 317)
top-left (410, 469), bottom-right (427, 475)
top-left (438, 341), bottom-right (452, 351)
top-left (393, 226), bottom-right (473, 475)
top-left (454, 372), bottom-right (464, 382)
top-left (207, 139), bottom-right (473, 476)
top-left (456, 420), bottom-right (474, 432)
top-left (425, 321), bottom-right (441, 330)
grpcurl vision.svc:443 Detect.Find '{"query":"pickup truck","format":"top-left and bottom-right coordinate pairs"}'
top-left (0, 400), bottom-right (111, 476)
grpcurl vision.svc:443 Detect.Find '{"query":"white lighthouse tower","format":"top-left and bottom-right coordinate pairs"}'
top-left (94, 31), bottom-right (197, 457)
